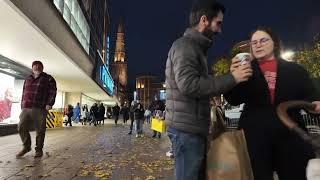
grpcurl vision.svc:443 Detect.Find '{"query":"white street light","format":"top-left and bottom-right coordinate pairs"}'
top-left (281, 50), bottom-right (295, 61)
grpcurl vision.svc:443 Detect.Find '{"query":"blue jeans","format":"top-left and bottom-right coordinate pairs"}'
top-left (167, 127), bottom-right (206, 180)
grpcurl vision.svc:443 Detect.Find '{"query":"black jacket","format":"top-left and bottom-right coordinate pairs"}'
top-left (134, 103), bottom-right (145, 120)
top-left (121, 106), bottom-right (130, 119)
top-left (67, 105), bottom-right (73, 117)
top-left (225, 59), bottom-right (318, 133)
top-left (90, 105), bottom-right (98, 118)
top-left (97, 105), bottom-right (105, 119)
top-left (112, 105), bottom-right (120, 116)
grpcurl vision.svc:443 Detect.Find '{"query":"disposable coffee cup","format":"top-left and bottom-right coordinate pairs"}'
top-left (236, 53), bottom-right (251, 65)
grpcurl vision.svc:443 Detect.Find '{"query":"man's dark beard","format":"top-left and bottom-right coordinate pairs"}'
top-left (203, 27), bottom-right (218, 39)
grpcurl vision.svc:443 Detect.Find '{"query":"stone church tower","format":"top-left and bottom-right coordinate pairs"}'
top-left (111, 21), bottom-right (127, 103)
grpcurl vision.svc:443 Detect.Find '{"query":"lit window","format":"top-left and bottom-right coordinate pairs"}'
top-left (53, 0), bottom-right (90, 54)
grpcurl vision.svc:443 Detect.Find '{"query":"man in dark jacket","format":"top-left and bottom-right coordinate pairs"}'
top-left (120, 103), bottom-right (130, 124)
top-left (97, 103), bottom-right (105, 125)
top-left (165, 1), bottom-right (252, 179)
top-left (16, 61), bottom-right (57, 158)
top-left (65, 104), bottom-right (73, 127)
top-left (128, 101), bottom-right (136, 135)
top-left (134, 101), bottom-right (144, 137)
top-left (112, 103), bottom-right (120, 125)
top-left (89, 103), bottom-right (98, 126)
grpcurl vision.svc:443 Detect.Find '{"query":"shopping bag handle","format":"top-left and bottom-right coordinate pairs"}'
top-left (277, 101), bottom-right (316, 130)
top-left (209, 106), bottom-right (226, 139)
top-left (276, 100), bottom-right (320, 157)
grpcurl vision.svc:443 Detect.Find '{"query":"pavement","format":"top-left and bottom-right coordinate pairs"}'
top-left (0, 119), bottom-right (174, 180)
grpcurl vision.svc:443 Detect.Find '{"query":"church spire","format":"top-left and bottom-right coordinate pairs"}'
top-left (117, 20), bottom-right (124, 33)
top-left (114, 20), bottom-right (125, 62)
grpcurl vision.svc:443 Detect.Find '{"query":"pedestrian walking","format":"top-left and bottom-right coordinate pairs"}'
top-left (112, 103), bottom-right (120, 125)
top-left (120, 103), bottom-right (130, 124)
top-left (165, 1), bottom-right (252, 179)
top-left (97, 103), bottom-right (105, 125)
top-left (106, 106), bottom-right (112, 119)
top-left (73, 102), bottom-right (81, 123)
top-left (16, 60), bottom-right (57, 158)
top-left (134, 101), bottom-right (144, 137)
top-left (82, 104), bottom-right (89, 125)
top-left (89, 103), bottom-right (98, 126)
top-left (225, 27), bottom-right (320, 180)
top-left (144, 108), bottom-right (152, 124)
top-left (149, 97), bottom-right (165, 138)
top-left (128, 101), bottom-right (136, 135)
top-left (64, 104), bottom-right (73, 127)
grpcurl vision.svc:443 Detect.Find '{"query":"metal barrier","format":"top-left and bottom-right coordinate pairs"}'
top-left (46, 111), bottom-right (64, 128)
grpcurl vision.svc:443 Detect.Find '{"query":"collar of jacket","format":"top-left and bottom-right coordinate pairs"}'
top-left (184, 28), bottom-right (212, 50)
top-left (30, 72), bottom-right (46, 79)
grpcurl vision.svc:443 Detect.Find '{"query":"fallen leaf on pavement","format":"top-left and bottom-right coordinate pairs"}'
top-left (145, 175), bottom-right (156, 180)
top-left (79, 170), bottom-right (90, 176)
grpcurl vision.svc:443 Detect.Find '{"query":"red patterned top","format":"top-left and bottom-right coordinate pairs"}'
top-left (258, 59), bottom-right (277, 104)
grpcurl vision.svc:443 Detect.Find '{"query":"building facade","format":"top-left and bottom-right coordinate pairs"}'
top-left (111, 21), bottom-right (128, 104)
top-left (0, 0), bottom-right (116, 125)
top-left (135, 75), bottom-right (165, 108)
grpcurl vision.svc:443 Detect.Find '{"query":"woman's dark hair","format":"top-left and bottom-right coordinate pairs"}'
top-left (250, 26), bottom-right (281, 58)
top-left (189, 0), bottom-right (226, 27)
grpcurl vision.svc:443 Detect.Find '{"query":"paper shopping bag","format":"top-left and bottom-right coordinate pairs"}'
top-left (206, 106), bottom-right (254, 180)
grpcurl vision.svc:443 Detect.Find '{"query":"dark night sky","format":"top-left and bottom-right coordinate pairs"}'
top-left (109, 0), bottom-right (320, 89)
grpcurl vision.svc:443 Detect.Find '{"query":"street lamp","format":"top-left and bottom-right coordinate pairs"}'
top-left (281, 50), bottom-right (295, 61)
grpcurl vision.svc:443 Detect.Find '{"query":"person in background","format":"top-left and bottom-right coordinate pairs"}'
top-left (134, 100), bottom-right (145, 138)
top-left (89, 103), bottom-right (98, 126)
top-left (97, 103), bottom-right (105, 125)
top-left (112, 103), bottom-right (120, 125)
top-left (150, 97), bottom-right (165, 138)
top-left (106, 106), bottom-right (112, 119)
top-left (16, 60), bottom-right (57, 158)
top-left (73, 102), bottom-right (81, 123)
top-left (82, 104), bottom-right (89, 125)
top-left (65, 104), bottom-right (73, 127)
top-left (128, 101), bottom-right (136, 135)
top-left (120, 103), bottom-right (130, 124)
top-left (144, 108), bottom-right (152, 124)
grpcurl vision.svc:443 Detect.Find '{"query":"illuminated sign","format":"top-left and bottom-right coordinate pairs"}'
top-left (106, 36), bottom-right (110, 66)
top-left (100, 65), bottom-right (114, 95)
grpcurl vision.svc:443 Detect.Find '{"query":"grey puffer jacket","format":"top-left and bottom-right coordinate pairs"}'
top-left (165, 28), bottom-right (236, 136)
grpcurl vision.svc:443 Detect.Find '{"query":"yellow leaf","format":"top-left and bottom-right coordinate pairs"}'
top-left (79, 170), bottom-right (90, 176)
top-left (145, 175), bottom-right (156, 180)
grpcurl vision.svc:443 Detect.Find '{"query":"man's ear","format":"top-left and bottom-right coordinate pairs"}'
top-left (200, 15), bottom-right (208, 25)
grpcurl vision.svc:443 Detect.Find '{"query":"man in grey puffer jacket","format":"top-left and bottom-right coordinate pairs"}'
top-left (165, 1), bottom-right (253, 179)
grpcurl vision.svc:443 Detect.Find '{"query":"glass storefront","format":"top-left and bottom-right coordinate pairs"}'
top-left (81, 93), bottom-right (96, 109)
top-left (0, 72), bottom-right (65, 125)
top-left (0, 73), bottom-right (23, 124)
top-left (53, 0), bottom-right (90, 54)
